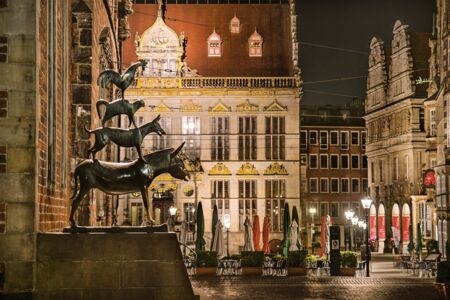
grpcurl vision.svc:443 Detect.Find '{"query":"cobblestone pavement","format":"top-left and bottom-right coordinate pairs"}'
top-left (191, 254), bottom-right (441, 300)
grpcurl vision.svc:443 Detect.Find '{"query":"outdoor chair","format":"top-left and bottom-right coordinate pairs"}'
top-left (307, 260), bottom-right (317, 277)
top-left (263, 257), bottom-right (274, 276)
top-left (274, 259), bottom-right (288, 277)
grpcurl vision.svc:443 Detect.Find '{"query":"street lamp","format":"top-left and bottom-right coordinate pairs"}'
top-left (361, 196), bottom-right (373, 277)
top-left (224, 214), bottom-right (231, 257)
top-left (168, 205), bottom-right (177, 232)
top-left (345, 210), bottom-right (355, 251)
top-left (309, 207), bottom-right (317, 253)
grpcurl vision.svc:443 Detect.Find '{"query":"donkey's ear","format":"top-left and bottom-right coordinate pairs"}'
top-left (171, 142), bottom-right (185, 158)
top-left (155, 114), bottom-right (161, 121)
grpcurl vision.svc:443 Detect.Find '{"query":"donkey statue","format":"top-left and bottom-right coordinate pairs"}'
top-left (85, 115), bottom-right (165, 161)
top-left (69, 143), bottom-right (189, 228)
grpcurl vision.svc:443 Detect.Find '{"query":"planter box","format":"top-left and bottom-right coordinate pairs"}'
top-left (242, 267), bottom-right (262, 276)
top-left (435, 283), bottom-right (450, 300)
top-left (288, 267), bottom-right (307, 276)
top-left (196, 267), bottom-right (217, 276)
top-left (339, 267), bottom-right (356, 276)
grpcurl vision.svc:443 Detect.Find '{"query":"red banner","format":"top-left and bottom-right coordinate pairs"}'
top-left (378, 215), bottom-right (385, 240)
top-left (370, 215), bottom-right (377, 239)
top-left (402, 216), bottom-right (410, 241)
top-left (392, 216), bottom-right (400, 230)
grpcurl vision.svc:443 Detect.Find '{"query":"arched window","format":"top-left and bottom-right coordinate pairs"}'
top-left (248, 28), bottom-right (263, 57)
top-left (207, 29), bottom-right (222, 57)
top-left (230, 14), bottom-right (240, 34)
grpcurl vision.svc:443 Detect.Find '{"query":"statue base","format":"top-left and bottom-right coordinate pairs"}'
top-left (62, 224), bottom-right (169, 233)
top-left (35, 232), bottom-right (196, 300)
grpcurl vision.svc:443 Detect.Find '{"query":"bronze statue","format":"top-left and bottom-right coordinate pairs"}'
top-left (97, 59), bottom-right (147, 100)
top-left (85, 115), bottom-right (165, 161)
top-left (96, 98), bottom-right (145, 128)
top-left (69, 143), bottom-right (188, 228)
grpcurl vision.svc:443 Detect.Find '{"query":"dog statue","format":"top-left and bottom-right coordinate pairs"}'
top-left (85, 115), bottom-right (165, 161)
top-left (96, 98), bottom-right (145, 128)
top-left (69, 143), bottom-right (188, 227)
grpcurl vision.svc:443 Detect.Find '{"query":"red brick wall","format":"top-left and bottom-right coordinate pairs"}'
top-left (36, 0), bottom-right (71, 232)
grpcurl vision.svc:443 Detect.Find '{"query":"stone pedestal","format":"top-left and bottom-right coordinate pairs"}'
top-left (35, 232), bottom-right (195, 300)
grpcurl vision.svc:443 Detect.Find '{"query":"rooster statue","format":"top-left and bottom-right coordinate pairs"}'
top-left (97, 59), bottom-right (147, 100)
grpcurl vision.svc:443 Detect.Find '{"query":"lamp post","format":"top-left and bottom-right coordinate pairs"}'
top-left (169, 205), bottom-right (177, 232)
top-left (224, 214), bottom-right (231, 257)
top-left (309, 206), bottom-right (317, 253)
top-left (361, 196), bottom-right (373, 277)
top-left (345, 210), bottom-right (355, 251)
top-left (351, 216), bottom-right (359, 251)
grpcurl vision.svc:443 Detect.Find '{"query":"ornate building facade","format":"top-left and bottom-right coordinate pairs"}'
top-left (120, 1), bottom-right (301, 253)
top-left (365, 20), bottom-right (432, 253)
top-left (300, 100), bottom-right (367, 249)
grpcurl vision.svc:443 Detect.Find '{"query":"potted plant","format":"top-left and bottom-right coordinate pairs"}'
top-left (435, 241), bottom-right (450, 299)
top-left (195, 251), bottom-right (218, 276)
top-left (340, 251), bottom-right (358, 276)
top-left (241, 251), bottom-right (264, 275)
top-left (287, 250), bottom-right (307, 276)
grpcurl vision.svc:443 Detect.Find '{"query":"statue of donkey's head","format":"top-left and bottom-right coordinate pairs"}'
top-left (167, 143), bottom-right (190, 181)
top-left (150, 115), bottom-right (166, 136)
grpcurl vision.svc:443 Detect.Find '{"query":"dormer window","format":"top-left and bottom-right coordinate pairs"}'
top-left (230, 14), bottom-right (240, 34)
top-left (208, 29), bottom-right (222, 57)
top-left (248, 29), bottom-right (263, 57)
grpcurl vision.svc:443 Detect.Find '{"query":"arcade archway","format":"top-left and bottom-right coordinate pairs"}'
top-left (378, 204), bottom-right (386, 253)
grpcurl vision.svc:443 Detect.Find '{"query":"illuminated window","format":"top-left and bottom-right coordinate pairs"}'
top-left (207, 29), bottom-right (222, 57)
top-left (248, 29), bottom-right (263, 57)
top-left (230, 14), bottom-right (240, 34)
top-left (182, 116), bottom-right (200, 159)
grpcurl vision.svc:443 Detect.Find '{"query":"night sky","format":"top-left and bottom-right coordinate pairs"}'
top-left (298, 0), bottom-right (436, 105)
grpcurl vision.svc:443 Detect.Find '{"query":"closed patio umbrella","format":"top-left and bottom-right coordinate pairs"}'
top-left (253, 215), bottom-right (260, 251)
top-left (292, 206), bottom-right (302, 249)
top-left (407, 223), bottom-right (414, 255)
top-left (263, 216), bottom-right (270, 254)
top-left (195, 202), bottom-right (206, 251)
top-left (416, 223), bottom-right (423, 260)
top-left (210, 204), bottom-right (218, 250)
top-left (243, 216), bottom-right (254, 251)
top-left (324, 215), bottom-right (331, 257)
top-left (212, 220), bottom-right (225, 258)
top-left (282, 203), bottom-right (290, 256)
top-left (289, 220), bottom-right (299, 251)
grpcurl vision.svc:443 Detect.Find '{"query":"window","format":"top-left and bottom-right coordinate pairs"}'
top-left (211, 117), bottom-right (229, 161)
top-left (362, 155), bottom-right (368, 169)
top-left (320, 131), bottom-right (328, 149)
top-left (341, 131), bottom-right (349, 150)
top-left (152, 117), bottom-right (171, 151)
top-left (239, 116), bottom-right (257, 160)
top-left (211, 180), bottom-right (230, 221)
top-left (379, 160), bottom-right (384, 182)
top-left (320, 202), bottom-right (329, 216)
top-left (184, 203), bottom-right (195, 228)
top-left (300, 130), bottom-right (307, 150)
top-left (352, 178), bottom-right (360, 193)
top-left (239, 180), bottom-right (257, 231)
top-left (419, 202), bottom-right (432, 238)
top-left (362, 178), bottom-right (368, 193)
top-left (265, 116), bottom-right (285, 160)
top-left (341, 154), bottom-right (349, 169)
top-left (309, 131), bottom-right (318, 145)
top-left (320, 178), bottom-right (329, 193)
top-left (266, 180), bottom-right (285, 232)
top-left (320, 154), bottom-right (328, 169)
top-left (331, 178), bottom-right (339, 193)
top-left (330, 154), bottom-right (339, 169)
top-left (309, 178), bottom-right (318, 193)
top-left (351, 155), bottom-right (359, 169)
top-left (448, 38), bottom-right (450, 70)
top-left (341, 178), bottom-right (349, 193)
top-left (208, 29), bottom-right (222, 57)
top-left (331, 202), bottom-right (339, 217)
top-left (351, 131), bottom-right (359, 145)
top-left (309, 154), bottom-right (318, 169)
top-left (361, 131), bottom-right (366, 147)
top-left (230, 14), bottom-right (240, 34)
top-left (430, 108), bottom-right (436, 136)
top-left (330, 131), bottom-right (339, 145)
top-left (182, 116), bottom-right (201, 159)
top-left (248, 29), bottom-right (263, 57)
top-left (393, 157), bottom-right (398, 180)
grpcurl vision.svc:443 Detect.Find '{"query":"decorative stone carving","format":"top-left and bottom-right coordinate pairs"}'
top-left (181, 99), bottom-right (202, 112)
top-left (150, 100), bottom-right (172, 113)
top-left (209, 99), bottom-right (231, 113)
top-left (208, 163), bottom-right (232, 176)
top-left (264, 162), bottom-right (288, 175)
top-left (236, 99), bottom-right (258, 112)
top-left (263, 99), bottom-right (287, 112)
top-left (236, 163), bottom-right (259, 175)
